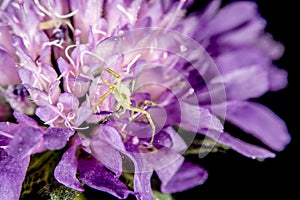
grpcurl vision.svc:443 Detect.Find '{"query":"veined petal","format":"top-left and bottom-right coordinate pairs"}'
top-left (165, 101), bottom-right (223, 133)
top-left (156, 155), bottom-right (184, 190)
top-left (43, 127), bottom-right (74, 150)
top-left (211, 65), bottom-right (269, 100)
top-left (217, 16), bottom-right (265, 46)
top-left (203, 131), bottom-right (276, 159)
top-left (163, 127), bottom-right (187, 153)
top-left (0, 49), bottom-right (20, 85)
top-left (133, 171), bottom-right (154, 200)
top-left (78, 156), bottom-right (133, 199)
top-left (0, 151), bottom-right (30, 200)
top-left (74, 106), bottom-right (93, 127)
top-left (18, 68), bottom-right (36, 87)
top-left (160, 162), bottom-right (208, 194)
top-left (35, 106), bottom-right (57, 122)
top-left (70, 0), bottom-right (105, 42)
top-left (215, 47), bottom-right (269, 75)
top-left (222, 101), bottom-right (290, 151)
top-left (13, 111), bottom-right (38, 127)
top-left (0, 25), bottom-right (14, 54)
top-left (6, 127), bottom-right (42, 158)
top-left (99, 124), bottom-right (127, 151)
top-left (58, 92), bottom-right (80, 112)
top-left (90, 138), bottom-right (123, 177)
top-left (54, 138), bottom-right (84, 191)
top-left (205, 2), bottom-right (259, 37)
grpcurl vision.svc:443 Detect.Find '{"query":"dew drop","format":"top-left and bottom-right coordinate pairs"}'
top-left (180, 45), bottom-right (187, 52)
top-left (144, 186), bottom-right (150, 193)
top-left (132, 136), bottom-right (139, 145)
top-left (163, 52), bottom-right (168, 59)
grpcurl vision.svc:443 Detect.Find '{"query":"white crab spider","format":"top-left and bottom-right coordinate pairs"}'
top-left (93, 68), bottom-right (156, 145)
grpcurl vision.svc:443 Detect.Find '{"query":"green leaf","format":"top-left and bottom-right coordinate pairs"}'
top-left (152, 190), bottom-right (173, 200)
top-left (20, 150), bottom-right (84, 200)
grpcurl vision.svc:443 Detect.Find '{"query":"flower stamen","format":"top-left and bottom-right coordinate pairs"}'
top-left (125, 54), bottom-right (141, 74)
top-left (65, 44), bottom-right (77, 68)
top-left (116, 4), bottom-right (135, 23)
top-left (0, 130), bottom-right (14, 139)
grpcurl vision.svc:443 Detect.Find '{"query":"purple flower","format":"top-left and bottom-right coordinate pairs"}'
top-left (0, 1), bottom-right (290, 200)
top-left (0, 111), bottom-right (43, 200)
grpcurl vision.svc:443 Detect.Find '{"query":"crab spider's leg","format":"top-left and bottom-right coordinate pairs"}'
top-left (128, 106), bottom-right (156, 145)
top-left (93, 69), bottom-right (119, 110)
top-left (104, 68), bottom-right (121, 79)
top-left (93, 86), bottom-right (115, 109)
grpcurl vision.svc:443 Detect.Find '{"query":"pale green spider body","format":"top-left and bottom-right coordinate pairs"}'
top-left (94, 68), bottom-right (156, 145)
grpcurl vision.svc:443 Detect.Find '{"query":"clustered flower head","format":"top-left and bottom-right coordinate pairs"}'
top-left (0, 0), bottom-right (290, 199)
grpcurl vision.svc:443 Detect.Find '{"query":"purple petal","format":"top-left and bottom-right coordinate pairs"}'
top-left (146, 148), bottom-right (184, 172)
top-left (74, 106), bottom-right (93, 127)
top-left (217, 17), bottom-right (265, 46)
top-left (205, 2), bottom-right (258, 37)
top-left (35, 105), bottom-right (57, 122)
top-left (130, 147), bottom-right (184, 199)
top-left (8, 5), bottom-right (49, 60)
top-left (133, 171), bottom-right (154, 200)
top-left (100, 124), bottom-right (127, 151)
top-left (224, 101), bottom-right (290, 151)
top-left (18, 68), bottom-right (35, 87)
top-left (156, 155), bottom-right (184, 189)
top-left (0, 122), bottom-right (22, 135)
top-left (259, 34), bottom-right (285, 59)
top-left (90, 138), bottom-right (123, 177)
top-left (27, 87), bottom-right (50, 106)
top-left (131, 92), bottom-right (151, 104)
top-left (216, 65), bottom-right (269, 100)
top-left (58, 93), bottom-right (79, 112)
top-left (165, 101), bottom-right (223, 133)
top-left (153, 129), bottom-right (173, 149)
top-left (198, 0), bottom-right (221, 22)
top-left (54, 138), bottom-right (84, 191)
top-left (0, 150), bottom-right (30, 200)
top-left (160, 162), bottom-right (208, 193)
top-left (99, 125), bottom-right (155, 199)
top-left (78, 156), bottom-right (133, 199)
top-left (148, 106), bottom-right (168, 132)
top-left (174, 15), bottom-right (199, 38)
top-left (57, 57), bottom-right (70, 74)
top-left (48, 80), bottom-right (61, 104)
top-left (268, 67), bottom-right (288, 91)
top-left (215, 47), bottom-right (269, 74)
top-left (163, 127), bottom-right (187, 153)
top-left (0, 123), bottom-right (19, 147)
top-left (0, 49), bottom-right (20, 85)
top-left (7, 127), bottom-right (42, 158)
top-left (70, 0), bottom-right (104, 42)
top-left (43, 128), bottom-right (74, 150)
top-left (0, 25), bottom-right (13, 52)
top-left (13, 111), bottom-right (38, 127)
top-left (204, 131), bottom-right (275, 159)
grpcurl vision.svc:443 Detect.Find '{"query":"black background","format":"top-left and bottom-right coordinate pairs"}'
top-left (174, 0), bottom-right (299, 199)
